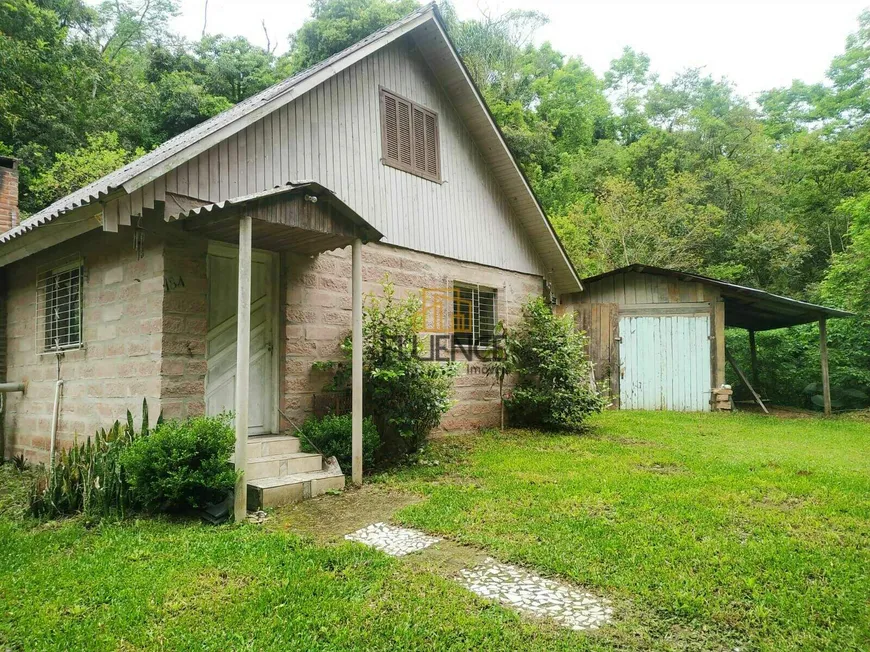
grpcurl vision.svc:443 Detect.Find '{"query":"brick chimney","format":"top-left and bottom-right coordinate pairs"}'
top-left (0, 156), bottom-right (20, 233)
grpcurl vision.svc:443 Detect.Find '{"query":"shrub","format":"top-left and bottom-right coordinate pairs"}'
top-left (120, 414), bottom-right (237, 511)
top-left (30, 400), bottom-right (153, 519)
top-left (505, 297), bottom-right (606, 430)
top-left (318, 279), bottom-right (459, 460)
top-left (298, 414), bottom-right (379, 471)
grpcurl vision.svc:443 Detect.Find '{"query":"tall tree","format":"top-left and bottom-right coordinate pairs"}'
top-left (283, 0), bottom-right (419, 73)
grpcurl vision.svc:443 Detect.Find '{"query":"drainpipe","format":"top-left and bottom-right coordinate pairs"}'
top-left (48, 352), bottom-right (63, 469)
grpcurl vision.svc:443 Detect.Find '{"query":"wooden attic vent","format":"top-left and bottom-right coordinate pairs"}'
top-left (380, 88), bottom-right (440, 182)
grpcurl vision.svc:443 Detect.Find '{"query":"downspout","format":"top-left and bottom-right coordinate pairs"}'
top-left (49, 352), bottom-right (63, 470)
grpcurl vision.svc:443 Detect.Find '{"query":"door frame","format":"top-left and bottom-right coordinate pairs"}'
top-left (205, 240), bottom-right (281, 434)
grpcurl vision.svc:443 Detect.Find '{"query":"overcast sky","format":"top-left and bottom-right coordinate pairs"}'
top-left (170, 0), bottom-right (868, 98)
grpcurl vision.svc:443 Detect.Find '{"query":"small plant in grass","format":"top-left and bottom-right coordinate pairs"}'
top-left (298, 414), bottom-right (379, 471)
top-left (505, 297), bottom-right (606, 430)
top-left (120, 413), bottom-right (237, 511)
top-left (30, 399), bottom-right (155, 519)
top-left (483, 321), bottom-right (516, 430)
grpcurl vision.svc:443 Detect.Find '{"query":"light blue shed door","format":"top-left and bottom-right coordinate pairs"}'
top-left (618, 315), bottom-right (711, 412)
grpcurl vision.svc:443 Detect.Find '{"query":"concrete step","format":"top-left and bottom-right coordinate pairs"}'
top-left (247, 435), bottom-right (300, 458)
top-left (247, 468), bottom-right (346, 509)
top-left (246, 452), bottom-right (322, 481)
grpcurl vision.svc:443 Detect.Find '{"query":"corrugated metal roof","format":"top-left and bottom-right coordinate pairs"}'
top-left (165, 181), bottom-right (384, 241)
top-left (5, 4), bottom-right (434, 243)
top-left (581, 264), bottom-right (853, 330)
top-left (2, 2), bottom-right (581, 292)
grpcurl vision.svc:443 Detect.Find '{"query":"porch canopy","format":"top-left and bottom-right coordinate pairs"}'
top-left (166, 182), bottom-right (380, 519)
top-left (164, 181), bottom-right (383, 252)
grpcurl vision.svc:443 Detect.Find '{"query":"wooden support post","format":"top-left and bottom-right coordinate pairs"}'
top-left (713, 300), bottom-right (726, 386)
top-left (819, 317), bottom-right (832, 416)
top-left (233, 215), bottom-right (252, 521)
top-left (725, 346), bottom-right (769, 414)
top-left (748, 329), bottom-right (759, 389)
top-left (351, 237), bottom-right (363, 486)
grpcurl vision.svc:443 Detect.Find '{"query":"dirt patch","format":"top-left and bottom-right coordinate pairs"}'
top-left (267, 485), bottom-right (422, 542)
top-left (613, 437), bottom-right (661, 448)
top-left (738, 404), bottom-right (820, 418)
top-left (638, 462), bottom-right (686, 475)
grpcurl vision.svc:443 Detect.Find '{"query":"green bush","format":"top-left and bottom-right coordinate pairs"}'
top-left (298, 414), bottom-right (379, 471)
top-left (505, 297), bottom-right (606, 430)
top-left (317, 279), bottom-right (459, 460)
top-left (120, 414), bottom-right (237, 511)
top-left (30, 400), bottom-right (153, 519)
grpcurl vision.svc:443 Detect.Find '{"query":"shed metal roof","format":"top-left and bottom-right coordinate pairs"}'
top-left (581, 264), bottom-right (853, 331)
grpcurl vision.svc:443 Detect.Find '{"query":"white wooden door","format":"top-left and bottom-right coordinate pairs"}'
top-left (618, 315), bottom-right (712, 412)
top-left (205, 243), bottom-right (277, 434)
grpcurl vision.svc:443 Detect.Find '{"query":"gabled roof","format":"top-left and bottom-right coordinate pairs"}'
top-left (4, 3), bottom-right (580, 291)
top-left (582, 264), bottom-right (853, 330)
top-left (2, 4), bottom-right (435, 244)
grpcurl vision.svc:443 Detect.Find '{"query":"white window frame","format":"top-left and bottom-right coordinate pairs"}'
top-left (36, 256), bottom-right (84, 354)
top-left (452, 281), bottom-right (498, 348)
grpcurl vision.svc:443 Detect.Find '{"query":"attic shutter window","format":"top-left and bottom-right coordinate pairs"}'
top-left (380, 88), bottom-right (440, 182)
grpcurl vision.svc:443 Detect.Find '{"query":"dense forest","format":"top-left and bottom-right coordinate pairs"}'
top-left (1, 0), bottom-right (868, 409)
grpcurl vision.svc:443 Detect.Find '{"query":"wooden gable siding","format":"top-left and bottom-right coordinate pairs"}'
top-left (565, 270), bottom-right (725, 409)
top-left (576, 272), bottom-right (712, 305)
top-left (107, 38), bottom-right (544, 277)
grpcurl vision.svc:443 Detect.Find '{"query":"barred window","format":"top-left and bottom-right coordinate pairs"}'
top-left (37, 257), bottom-right (83, 353)
top-left (453, 282), bottom-right (497, 347)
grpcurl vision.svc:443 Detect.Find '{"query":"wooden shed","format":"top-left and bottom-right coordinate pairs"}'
top-left (561, 265), bottom-right (852, 413)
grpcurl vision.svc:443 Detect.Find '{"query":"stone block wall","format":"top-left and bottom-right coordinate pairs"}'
top-left (282, 241), bottom-right (543, 431)
top-left (159, 237), bottom-right (208, 421)
top-left (3, 232), bottom-right (545, 461)
top-left (3, 225), bottom-right (165, 462)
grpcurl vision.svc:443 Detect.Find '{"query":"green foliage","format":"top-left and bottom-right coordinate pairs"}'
top-left (298, 413), bottom-right (379, 471)
top-left (28, 132), bottom-right (144, 209)
top-left (359, 280), bottom-right (459, 456)
top-left (120, 413), bottom-right (237, 511)
top-left (483, 321), bottom-right (516, 429)
top-left (30, 399), bottom-right (154, 519)
top-left (322, 279), bottom-right (459, 459)
top-left (505, 297), bottom-right (605, 430)
top-left (284, 0), bottom-right (420, 73)
top-left (3, 0), bottom-right (870, 406)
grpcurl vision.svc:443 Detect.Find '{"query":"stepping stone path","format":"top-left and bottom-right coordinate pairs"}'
top-left (345, 522), bottom-right (441, 556)
top-left (458, 557), bottom-right (612, 631)
top-left (345, 523), bottom-right (612, 631)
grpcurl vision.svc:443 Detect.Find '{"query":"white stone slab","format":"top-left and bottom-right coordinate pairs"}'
top-left (458, 558), bottom-right (612, 631)
top-left (345, 522), bottom-right (440, 556)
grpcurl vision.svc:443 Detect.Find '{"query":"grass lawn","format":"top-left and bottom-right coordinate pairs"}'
top-left (0, 411), bottom-right (868, 650)
top-left (384, 411), bottom-right (870, 650)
